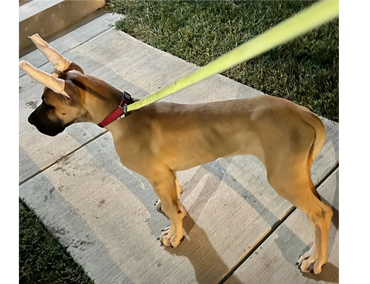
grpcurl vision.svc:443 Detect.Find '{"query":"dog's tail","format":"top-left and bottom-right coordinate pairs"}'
top-left (301, 108), bottom-right (326, 170)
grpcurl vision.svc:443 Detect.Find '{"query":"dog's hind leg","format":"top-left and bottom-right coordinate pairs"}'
top-left (296, 195), bottom-right (333, 274)
top-left (150, 170), bottom-right (187, 247)
top-left (267, 160), bottom-right (333, 274)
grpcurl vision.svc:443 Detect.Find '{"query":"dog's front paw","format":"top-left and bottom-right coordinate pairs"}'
top-left (159, 226), bottom-right (183, 248)
top-left (296, 248), bottom-right (326, 274)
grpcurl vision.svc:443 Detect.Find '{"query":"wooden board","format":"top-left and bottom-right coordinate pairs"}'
top-left (225, 169), bottom-right (339, 284)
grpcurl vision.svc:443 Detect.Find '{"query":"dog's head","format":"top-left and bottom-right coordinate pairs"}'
top-left (20, 34), bottom-right (88, 136)
top-left (25, 63), bottom-right (88, 136)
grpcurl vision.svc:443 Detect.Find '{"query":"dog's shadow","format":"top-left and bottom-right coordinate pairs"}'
top-left (164, 213), bottom-right (244, 284)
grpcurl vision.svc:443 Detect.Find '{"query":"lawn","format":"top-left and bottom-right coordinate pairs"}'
top-left (108, 0), bottom-right (339, 121)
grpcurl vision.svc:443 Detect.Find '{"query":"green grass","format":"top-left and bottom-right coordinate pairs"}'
top-left (19, 200), bottom-right (94, 284)
top-left (108, 0), bottom-right (339, 121)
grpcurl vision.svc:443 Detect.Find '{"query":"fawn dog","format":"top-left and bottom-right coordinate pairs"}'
top-left (20, 34), bottom-right (332, 274)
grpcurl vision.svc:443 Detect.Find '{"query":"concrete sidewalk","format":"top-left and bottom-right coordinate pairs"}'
top-left (19, 11), bottom-right (339, 284)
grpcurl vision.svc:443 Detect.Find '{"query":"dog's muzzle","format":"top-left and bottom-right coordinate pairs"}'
top-left (28, 112), bottom-right (65, 137)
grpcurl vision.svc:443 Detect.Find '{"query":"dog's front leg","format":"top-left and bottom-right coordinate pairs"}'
top-left (150, 170), bottom-right (187, 248)
top-left (155, 173), bottom-right (183, 213)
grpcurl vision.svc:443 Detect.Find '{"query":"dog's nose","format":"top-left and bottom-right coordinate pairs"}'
top-left (28, 114), bottom-right (35, 125)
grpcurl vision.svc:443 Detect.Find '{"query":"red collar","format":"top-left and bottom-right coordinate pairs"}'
top-left (98, 92), bottom-right (132, 127)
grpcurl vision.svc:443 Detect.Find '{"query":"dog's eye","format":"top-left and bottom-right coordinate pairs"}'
top-left (42, 96), bottom-right (55, 109)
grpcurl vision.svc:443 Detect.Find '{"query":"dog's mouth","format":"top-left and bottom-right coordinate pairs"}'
top-left (34, 123), bottom-right (64, 136)
top-left (29, 118), bottom-right (65, 136)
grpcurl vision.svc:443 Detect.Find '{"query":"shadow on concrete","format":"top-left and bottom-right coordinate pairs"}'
top-left (165, 214), bottom-right (244, 284)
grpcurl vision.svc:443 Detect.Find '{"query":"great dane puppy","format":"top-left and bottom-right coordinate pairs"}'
top-left (20, 34), bottom-right (333, 274)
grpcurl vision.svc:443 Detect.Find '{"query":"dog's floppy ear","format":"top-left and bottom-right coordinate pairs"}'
top-left (19, 60), bottom-right (70, 99)
top-left (28, 33), bottom-right (71, 73)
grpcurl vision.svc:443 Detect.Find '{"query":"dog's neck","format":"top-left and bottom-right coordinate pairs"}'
top-left (78, 78), bottom-right (136, 135)
top-left (70, 72), bottom-right (139, 137)
top-left (96, 92), bottom-right (133, 128)
top-left (72, 72), bottom-right (125, 124)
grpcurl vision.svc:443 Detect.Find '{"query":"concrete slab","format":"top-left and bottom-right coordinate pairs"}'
top-left (224, 169), bottom-right (339, 284)
top-left (19, 21), bottom-right (339, 283)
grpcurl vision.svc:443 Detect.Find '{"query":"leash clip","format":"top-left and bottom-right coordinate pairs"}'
top-left (122, 104), bottom-right (128, 116)
top-left (118, 91), bottom-right (131, 118)
top-left (121, 91), bottom-right (131, 116)
top-left (117, 104), bottom-right (128, 119)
